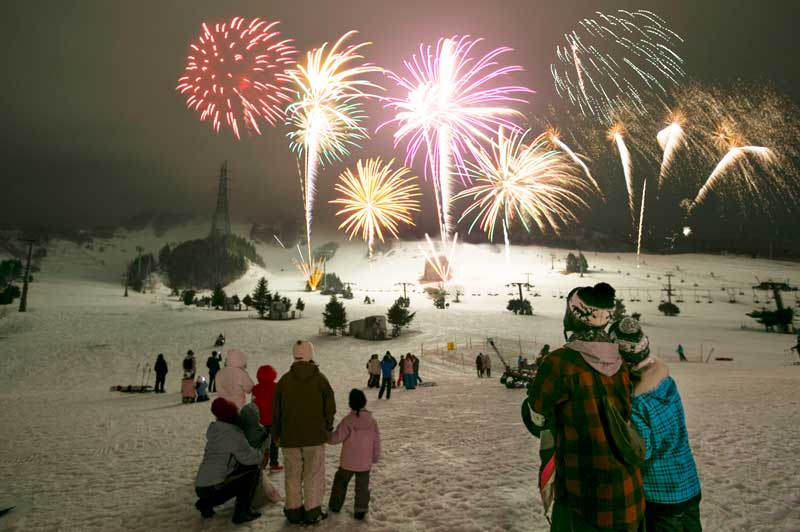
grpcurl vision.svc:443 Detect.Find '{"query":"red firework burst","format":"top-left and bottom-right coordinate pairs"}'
top-left (176, 17), bottom-right (296, 139)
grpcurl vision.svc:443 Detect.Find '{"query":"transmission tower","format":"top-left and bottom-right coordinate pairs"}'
top-left (210, 160), bottom-right (231, 238)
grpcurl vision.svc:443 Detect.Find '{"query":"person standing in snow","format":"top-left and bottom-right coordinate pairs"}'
top-left (194, 398), bottom-right (264, 524)
top-left (475, 353), bottom-right (484, 378)
top-left (154, 353), bottom-right (168, 393)
top-left (327, 389), bottom-right (381, 520)
top-left (378, 353), bottom-right (396, 400)
top-left (206, 351), bottom-right (221, 393)
top-left (396, 355), bottom-right (406, 387)
top-left (610, 317), bottom-right (702, 532)
top-left (366, 355), bottom-right (381, 389)
top-left (272, 340), bottom-right (336, 525)
top-left (183, 350), bottom-right (197, 379)
top-left (251, 364), bottom-right (283, 473)
top-left (523, 283), bottom-right (645, 531)
top-left (411, 354), bottom-right (423, 384)
top-left (482, 352), bottom-right (492, 378)
top-left (535, 344), bottom-right (551, 367)
top-left (215, 349), bottom-right (255, 410)
top-left (402, 354), bottom-right (416, 390)
top-left (676, 344), bottom-right (687, 362)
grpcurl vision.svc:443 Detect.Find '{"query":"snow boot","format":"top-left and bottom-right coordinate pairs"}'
top-left (232, 510), bottom-right (261, 524)
top-left (354, 511), bottom-right (366, 520)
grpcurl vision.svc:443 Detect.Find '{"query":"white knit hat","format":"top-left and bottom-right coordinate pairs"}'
top-left (292, 340), bottom-right (315, 362)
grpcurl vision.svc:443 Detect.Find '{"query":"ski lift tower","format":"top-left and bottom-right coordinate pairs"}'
top-left (209, 161), bottom-right (232, 238)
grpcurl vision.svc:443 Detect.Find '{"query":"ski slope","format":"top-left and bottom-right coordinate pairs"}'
top-left (0, 222), bottom-right (798, 531)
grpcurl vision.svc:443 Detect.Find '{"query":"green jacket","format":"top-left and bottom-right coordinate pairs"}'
top-left (272, 361), bottom-right (336, 447)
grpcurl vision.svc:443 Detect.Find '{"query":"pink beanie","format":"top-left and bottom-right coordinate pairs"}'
top-left (292, 340), bottom-right (315, 362)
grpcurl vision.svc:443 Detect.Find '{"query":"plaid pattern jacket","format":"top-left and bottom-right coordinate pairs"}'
top-left (529, 347), bottom-right (645, 530)
top-left (630, 366), bottom-right (701, 505)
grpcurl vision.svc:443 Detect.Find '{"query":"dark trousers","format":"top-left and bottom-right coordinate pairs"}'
top-left (414, 371), bottom-right (423, 384)
top-left (477, 367), bottom-right (483, 377)
top-left (367, 374), bottom-right (380, 388)
top-left (551, 501), bottom-right (644, 532)
top-left (645, 497), bottom-right (702, 532)
top-left (154, 373), bottom-right (166, 392)
top-left (329, 468), bottom-right (370, 513)
top-left (378, 376), bottom-right (392, 399)
top-left (264, 425), bottom-right (280, 466)
top-left (195, 466), bottom-right (259, 519)
top-left (208, 372), bottom-right (217, 392)
top-left (485, 367), bottom-right (491, 377)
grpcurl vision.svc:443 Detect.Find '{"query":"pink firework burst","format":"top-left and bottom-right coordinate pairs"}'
top-left (176, 17), bottom-right (297, 139)
top-left (381, 36), bottom-right (532, 240)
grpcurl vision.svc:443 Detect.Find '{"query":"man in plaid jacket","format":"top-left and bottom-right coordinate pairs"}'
top-left (610, 317), bottom-right (702, 531)
top-left (525, 283), bottom-right (645, 531)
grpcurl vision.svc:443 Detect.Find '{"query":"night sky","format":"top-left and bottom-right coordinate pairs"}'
top-left (1, 0), bottom-right (798, 235)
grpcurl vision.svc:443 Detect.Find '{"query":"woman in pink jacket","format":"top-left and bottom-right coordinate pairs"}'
top-left (402, 354), bottom-right (416, 390)
top-left (214, 349), bottom-right (254, 410)
top-left (327, 389), bottom-right (380, 520)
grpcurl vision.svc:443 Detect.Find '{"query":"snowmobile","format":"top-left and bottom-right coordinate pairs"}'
top-left (487, 338), bottom-right (537, 389)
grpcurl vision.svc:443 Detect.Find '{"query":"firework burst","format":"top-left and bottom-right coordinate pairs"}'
top-left (420, 233), bottom-right (458, 285)
top-left (552, 10), bottom-right (684, 125)
top-left (292, 245), bottom-right (325, 291)
top-left (455, 129), bottom-right (592, 259)
top-left (176, 17), bottom-right (296, 139)
top-left (656, 113), bottom-right (686, 190)
top-left (382, 36), bottom-right (532, 242)
top-left (607, 123), bottom-right (636, 223)
top-left (330, 158), bottom-right (422, 257)
top-left (285, 31), bottom-right (383, 259)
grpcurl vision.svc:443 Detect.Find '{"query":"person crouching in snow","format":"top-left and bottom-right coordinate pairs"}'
top-left (194, 398), bottom-right (265, 524)
top-left (272, 340), bottom-right (336, 525)
top-left (610, 317), bottom-right (702, 532)
top-left (327, 389), bottom-right (380, 520)
top-left (215, 349), bottom-right (255, 410)
top-left (251, 364), bottom-right (283, 473)
top-left (195, 376), bottom-right (210, 402)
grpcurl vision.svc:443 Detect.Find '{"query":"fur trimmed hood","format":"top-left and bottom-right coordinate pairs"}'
top-left (632, 356), bottom-right (670, 396)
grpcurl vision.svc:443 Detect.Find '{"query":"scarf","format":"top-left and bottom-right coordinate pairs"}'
top-left (566, 330), bottom-right (622, 376)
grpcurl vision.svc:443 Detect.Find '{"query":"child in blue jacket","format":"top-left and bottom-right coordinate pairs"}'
top-left (610, 317), bottom-right (702, 532)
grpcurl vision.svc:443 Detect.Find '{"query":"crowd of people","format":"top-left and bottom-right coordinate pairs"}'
top-left (176, 340), bottom-right (380, 526)
top-left (153, 282), bottom-right (706, 530)
top-left (523, 282), bottom-right (702, 531)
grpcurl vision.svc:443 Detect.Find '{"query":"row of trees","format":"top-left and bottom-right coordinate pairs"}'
top-left (323, 295), bottom-right (416, 337)
top-left (0, 259), bottom-right (23, 305)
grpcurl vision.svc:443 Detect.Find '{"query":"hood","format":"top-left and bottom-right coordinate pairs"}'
top-left (205, 420), bottom-right (242, 442)
top-left (257, 365), bottom-right (277, 384)
top-left (239, 402), bottom-right (261, 430)
top-left (633, 357), bottom-right (671, 397)
top-left (349, 409), bottom-right (375, 429)
top-left (565, 340), bottom-right (622, 377)
top-left (290, 361), bottom-right (320, 381)
top-left (226, 349), bottom-right (247, 369)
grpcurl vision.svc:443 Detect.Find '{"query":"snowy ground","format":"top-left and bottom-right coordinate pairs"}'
top-left (0, 223), bottom-right (799, 531)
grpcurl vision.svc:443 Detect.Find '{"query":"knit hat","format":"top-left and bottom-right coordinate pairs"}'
top-left (609, 316), bottom-right (651, 365)
top-left (349, 388), bottom-right (367, 416)
top-left (292, 340), bottom-right (315, 362)
top-left (563, 283), bottom-right (615, 338)
top-left (211, 397), bottom-right (238, 423)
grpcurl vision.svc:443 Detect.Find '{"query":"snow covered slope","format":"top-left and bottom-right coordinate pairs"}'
top-left (0, 222), bottom-right (798, 531)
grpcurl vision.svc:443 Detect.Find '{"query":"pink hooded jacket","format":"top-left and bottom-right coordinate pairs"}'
top-left (327, 410), bottom-right (380, 472)
top-left (214, 349), bottom-right (254, 409)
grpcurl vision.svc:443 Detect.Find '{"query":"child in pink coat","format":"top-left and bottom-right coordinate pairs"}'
top-left (327, 389), bottom-right (380, 520)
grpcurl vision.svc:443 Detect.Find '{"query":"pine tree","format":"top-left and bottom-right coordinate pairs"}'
top-left (566, 253), bottom-right (579, 273)
top-left (242, 294), bottom-right (253, 310)
top-left (252, 277), bottom-right (271, 318)
top-left (211, 284), bottom-right (226, 309)
top-left (231, 294), bottom-right (241, 310)
top-left (612, 298), bottom-right (626, 322)
top-left (387, 301), bottom-right (416, 337)
top-left (295, 298), bottom-right (305, 317)
top-left (323, 295), bottom-right (348, 335)
top-left (181, 289), bottom-right (196, 306)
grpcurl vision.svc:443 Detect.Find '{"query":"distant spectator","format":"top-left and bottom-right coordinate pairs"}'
top-left (402, 354), bottom-right (416, 390)
top-left (676, 344), bottom-right (687, 362)
top-left (195, 376), bottom-right (209, 402)
top-left (366, 355), bottom-right (381, 389)
top-left (183, 350), bottom-right (196, 379)
top-left (206, 351), bottom-right (221, 393)
top-left (154, 354), bottom-right (168, 393)
top-left (411, 354), bottom-right (422, 384)
top-left (252, 364), bottom-right (283, 473)
top-left (476, 353), bottom-right (484, 378)
top-left (397, 355), bottom-right (406, 387)
top-left (378, 354), bottom-right (396, 400)
top-left (482, 352), bottom-right (492, 378)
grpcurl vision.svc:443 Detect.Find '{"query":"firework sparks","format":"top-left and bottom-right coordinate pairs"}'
top-left (546, 127), bottom-right (601, 196)
top-left (656, 114), bottom-right (685, 190)
top-left (419, 233), bottom-right (458, 285)
top-left (285, 31), bottom-right (383, 259)
top-left (330, 158), bottom-right (422, 257)
top-left (176, 17), bottom-right (297, 139)
top-left (636, 179), bottom-right (647, 259)
top-left (692, 145), bottom-right (775, 208)
top-left (292, 245), bottom-right (325, 291)
top-left (608, 124), bottom-right (636, 222)
top-left (552, 10), bottom-right (684, 125)
top-left (455, 129), bottom-right (592, 260)
top-left (382, 36), bottom-right (532, 242)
